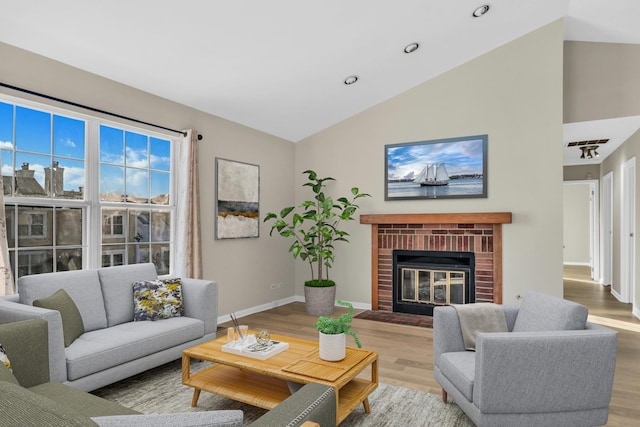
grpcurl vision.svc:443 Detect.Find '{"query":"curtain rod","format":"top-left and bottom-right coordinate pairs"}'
top-left (0, 81), bottom-right (203, 140)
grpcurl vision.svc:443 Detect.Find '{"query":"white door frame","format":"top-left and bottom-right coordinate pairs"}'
top-left (602, 172), bottom-right (613, 287)
top-left (620, 157), bottom-right (636, 304)
top-left (563, 180), bottom-right (600, 279)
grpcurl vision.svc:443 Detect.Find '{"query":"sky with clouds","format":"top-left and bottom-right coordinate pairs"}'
top-left (386, 137), bottom-right (485, 181)
top-left (0, 102), bottom-right (171, 198)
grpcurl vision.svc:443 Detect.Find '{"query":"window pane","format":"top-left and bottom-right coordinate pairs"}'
top-left (129, 210), bottom-right (150, 242)
top-left (100, 125), bottom-right (124, 165)
top-left (17, 206), bottom-right (52, 247)
top-left (101, 245), bottom-right (125, 267)
top-left (5, 206), bottom-right (15, 247)
top-left (56, 248), bottom-right (82, 271)
top-left (125, 168), bottom-right (149, 202)
top-left (150, 137), bottom-right (170, 171)
top-left (151, 211), bottom-right (170, 242)
top-left (15, 106), bottom-right (50, 154)
top-left (53, 158), bottom-right (84, 199)
top-left (128, 244), bottom-right (150, 265)
top-left (102, 209), bottom-right (126, 243)
top-left (100, 164), bottom-right (125, 202)
top-left (125, 131), bottom-right (148, 168)
top-left (53, 115), bottom-right (85, 159)
top-left (1, 149), bottom-right (13, 196)
top-left (17, 249), bottom-right (53, 278)
top-left (151, 243), bottom-right (170, 275)
top-left (150, 171), bottom-right (169, 204)
top-left (0, 102), bottom-right (14, 150)
top-left (14, 153), bottom-right (49, 197)
top-left (56, 207), bottom-right (82, 246)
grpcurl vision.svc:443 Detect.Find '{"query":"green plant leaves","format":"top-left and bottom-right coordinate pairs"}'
top-left (263, 170), bottom-right (370, 281)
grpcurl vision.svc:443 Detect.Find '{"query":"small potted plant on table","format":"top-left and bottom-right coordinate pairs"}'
top-left (314, 299), bottom-right (362, 361)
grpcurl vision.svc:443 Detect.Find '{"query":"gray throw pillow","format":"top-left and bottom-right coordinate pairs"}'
top-left (33, 289), bottom-right (85, 347)
top-left (512, 291), bottom-right (588, 332)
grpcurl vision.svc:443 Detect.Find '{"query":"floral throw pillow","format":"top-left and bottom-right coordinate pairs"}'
top-left (0, 343), bottom-right (11, 372)
top-left (132, 278), bottom-right (184, 321)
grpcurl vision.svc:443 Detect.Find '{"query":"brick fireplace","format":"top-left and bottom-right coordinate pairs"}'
top-left (359, 212), bottom-right (512, 312)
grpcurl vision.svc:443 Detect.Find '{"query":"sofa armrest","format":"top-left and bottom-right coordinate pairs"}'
top-left (181, 278), bottom-right (218, 335)
top-left (251, 383), bottom-right (337, 427)
top-left (0, 300), bottom-right (67, 383)
top-left (91, 411), bottom-right (243, 427)
top-left (474, 324), bottom-right (617, 414)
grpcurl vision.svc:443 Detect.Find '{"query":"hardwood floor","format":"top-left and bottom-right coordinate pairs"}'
top-left (222, 270), bottom-right (640, 426)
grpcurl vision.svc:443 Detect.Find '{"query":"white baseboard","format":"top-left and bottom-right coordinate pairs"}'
top-left (633, 306), bottom-right (640, 321)
top-left (563, 262), bottom-right (591, 267)
top-left (610, 287), bottom-right (624, 302)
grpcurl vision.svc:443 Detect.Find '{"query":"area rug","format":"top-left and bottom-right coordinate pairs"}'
top-left (92, 360), bottom-right (472, 426)
top-left (355, 310), bottom-right (433, 328)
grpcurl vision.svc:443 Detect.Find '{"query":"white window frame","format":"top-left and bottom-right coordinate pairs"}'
top-left (1, 94), bottom-right (178, 276)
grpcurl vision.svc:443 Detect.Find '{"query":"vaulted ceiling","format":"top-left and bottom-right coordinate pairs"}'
top-left (1, 1), bottom-right (639, 164)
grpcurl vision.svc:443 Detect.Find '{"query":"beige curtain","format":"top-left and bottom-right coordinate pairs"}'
top-left (175, 129), bottom-right (202, 279)
top-left (0, 188), bottom-right (14, 295)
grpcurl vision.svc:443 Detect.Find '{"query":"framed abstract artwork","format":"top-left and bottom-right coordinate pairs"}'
top-left (215, 158), bottom-right (260, 239)
top-left (385, 135), bottom-right (487, 200)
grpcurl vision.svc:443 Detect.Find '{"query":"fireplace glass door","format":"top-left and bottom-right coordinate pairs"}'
top-left (401, 268), bottom-right (466, 305)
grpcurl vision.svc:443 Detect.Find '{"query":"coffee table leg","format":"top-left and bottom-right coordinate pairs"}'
top-left (363, 397), bottom-right (371, 414)
top-left (191, 389), bottom-right (201, 407)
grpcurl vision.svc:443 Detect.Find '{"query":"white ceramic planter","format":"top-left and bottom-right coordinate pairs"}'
top-left (319, 331), bottom-right (346, 361)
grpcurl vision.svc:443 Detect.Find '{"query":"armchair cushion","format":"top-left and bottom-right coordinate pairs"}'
top-left (33, 288), bottom-right (85, 347)
top-left (438, 351), bottom-right (475, 401)
top-left (512, 291), bottom-right (588, 332)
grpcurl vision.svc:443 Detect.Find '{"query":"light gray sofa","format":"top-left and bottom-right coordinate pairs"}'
top-left (434, 291), bottom-right (618, 427)
top-left (0, 318), bottom-right (337, 427)
top-left (0, 263), bottom-right (218, 391)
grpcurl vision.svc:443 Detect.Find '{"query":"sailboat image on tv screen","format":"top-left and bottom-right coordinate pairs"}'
top-left (413, 163), bottom-right (450, 186)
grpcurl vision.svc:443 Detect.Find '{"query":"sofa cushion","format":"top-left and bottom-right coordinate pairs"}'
top-left (98, 263), bottom-right (158, 327)
top-left (512, 291), bottom-right (588, 332)
top-left (18, 270), bottom-right (108, 332)
top-left (65, 317), bottom-right (204, 381)
top-left (132, 278), bottom-right (184, 321)
top-left (0, 380), bottom-right (97, 426)
top-left (438, 351), bottom-right (476, 402)
top-left (33, 288), bottom-right (85, 347)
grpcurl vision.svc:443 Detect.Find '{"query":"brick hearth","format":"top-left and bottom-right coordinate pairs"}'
top-left (360, 213), bottom-right (512, 311)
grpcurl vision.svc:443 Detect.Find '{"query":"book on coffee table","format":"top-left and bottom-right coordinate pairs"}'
top-left (221, 337), bottom-right (289, 360)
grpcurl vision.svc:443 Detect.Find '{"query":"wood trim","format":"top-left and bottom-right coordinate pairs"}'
top-left (359, 212), bottom-right (512, 225)
top-left (370, 224), bottom-right (379, 310)
top-left (493, 224), bottom-right (503, 304)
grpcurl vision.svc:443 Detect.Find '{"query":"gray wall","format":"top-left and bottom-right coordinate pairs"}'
top-left (296, 20), bottom-right (565, 304)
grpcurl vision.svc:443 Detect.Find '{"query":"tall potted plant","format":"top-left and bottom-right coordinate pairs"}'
top-left (264, 170), bottom-right (370, 315)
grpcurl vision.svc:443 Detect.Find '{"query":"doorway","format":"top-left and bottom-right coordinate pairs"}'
top-left (563, 180), bottom-right (600, 281)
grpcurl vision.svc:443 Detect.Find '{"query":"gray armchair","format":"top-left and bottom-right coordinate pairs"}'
top-left (433, 291), bottom-right (617, 427)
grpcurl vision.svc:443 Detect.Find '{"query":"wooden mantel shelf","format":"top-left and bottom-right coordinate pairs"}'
top-left (360, 212), bottom-right (512, 225)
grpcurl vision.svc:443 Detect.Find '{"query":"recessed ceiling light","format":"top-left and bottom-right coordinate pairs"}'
top-left (472, 4), bottom-right (490, 17)
top-left (344, 75), bottom-right (359, 85)
top-left (404, 43), bottom-right (420, 54)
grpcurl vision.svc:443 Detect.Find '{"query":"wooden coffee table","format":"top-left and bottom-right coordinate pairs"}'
top-left (182, 332), bottom-right (378, 425)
